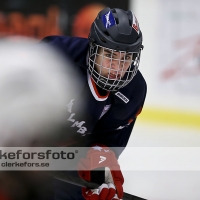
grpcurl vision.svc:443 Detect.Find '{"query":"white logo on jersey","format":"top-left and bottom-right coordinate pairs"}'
top-left (115, 92), bottom-right (129, 103)
top-left (66, 99), bottom-right (74, 113)
top-left (116, 125), bottom-right (125, 130)
top-left (66, 99), bottom-right (87, 135)
top-left (92, 146), bottom-right (110, 152)
top-left (92, 146), bottom-right (102, 151)
top-left (99, 156), bottom-right (106, 164)
top-left (99, 105), bottom-right (111, 119)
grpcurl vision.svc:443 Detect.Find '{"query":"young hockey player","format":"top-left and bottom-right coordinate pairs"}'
top-left (42, 7), bottom-right (147, 200)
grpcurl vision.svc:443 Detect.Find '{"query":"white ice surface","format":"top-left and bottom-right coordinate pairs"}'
top-left (119, 122), bottom-right (200, 200)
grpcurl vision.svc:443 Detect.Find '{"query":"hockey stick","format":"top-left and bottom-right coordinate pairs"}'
top-left (51, 171), bottom-right (147, 200)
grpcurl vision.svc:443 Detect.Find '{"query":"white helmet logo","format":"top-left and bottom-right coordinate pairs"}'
top-left (99, 156), bottom-right (106, 163)
top-left (132, 15), bottom-right (140, 35)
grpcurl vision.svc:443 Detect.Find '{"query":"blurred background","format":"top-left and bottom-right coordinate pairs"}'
top-left (0, 0), bottom-right (200, 199)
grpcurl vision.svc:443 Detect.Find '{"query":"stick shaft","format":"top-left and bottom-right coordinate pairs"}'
top-left (51, 172), bottom-right (147, 200)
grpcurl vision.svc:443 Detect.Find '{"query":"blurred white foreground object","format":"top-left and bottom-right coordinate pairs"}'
top-left (0, 37), bottom-right (77, 146)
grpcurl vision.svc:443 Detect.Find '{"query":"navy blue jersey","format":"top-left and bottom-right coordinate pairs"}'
top-left (39, 36), bottom-right (147, 200)
top-left (42, 35), bottom-right (147, 157)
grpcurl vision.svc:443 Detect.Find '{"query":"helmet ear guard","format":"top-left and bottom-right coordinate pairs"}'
top-left (88, 36), bottom-right (95, 47)
top-left (88, 7), bottom-right (143, 91)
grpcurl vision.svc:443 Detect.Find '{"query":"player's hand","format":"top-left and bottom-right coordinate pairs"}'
top-left (77, 145), bottom-right (124, 200)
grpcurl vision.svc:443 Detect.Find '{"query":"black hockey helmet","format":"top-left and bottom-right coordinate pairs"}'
top-left (89, 7), bottom-right (143, 52)
top-left (88, 7), bottom-right (143, 91)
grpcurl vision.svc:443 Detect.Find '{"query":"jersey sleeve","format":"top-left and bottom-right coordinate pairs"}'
top-left (41, 35), bottom-right (89, 63)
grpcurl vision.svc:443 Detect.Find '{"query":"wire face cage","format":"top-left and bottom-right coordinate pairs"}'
top-left (88, 44), bottom-right (141, 91)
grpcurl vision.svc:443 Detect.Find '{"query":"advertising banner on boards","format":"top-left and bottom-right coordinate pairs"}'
top-left (0, 0), bottom-right (129, 39)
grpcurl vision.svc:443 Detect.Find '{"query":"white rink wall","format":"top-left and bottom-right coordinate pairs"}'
top-left (130, 0), bottom-right (200, 112)
top-left (119, 0), bottom-right (200, 199)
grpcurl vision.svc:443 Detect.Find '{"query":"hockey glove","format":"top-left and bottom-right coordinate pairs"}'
top-left (77, 145), bottom-right (124, 200)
